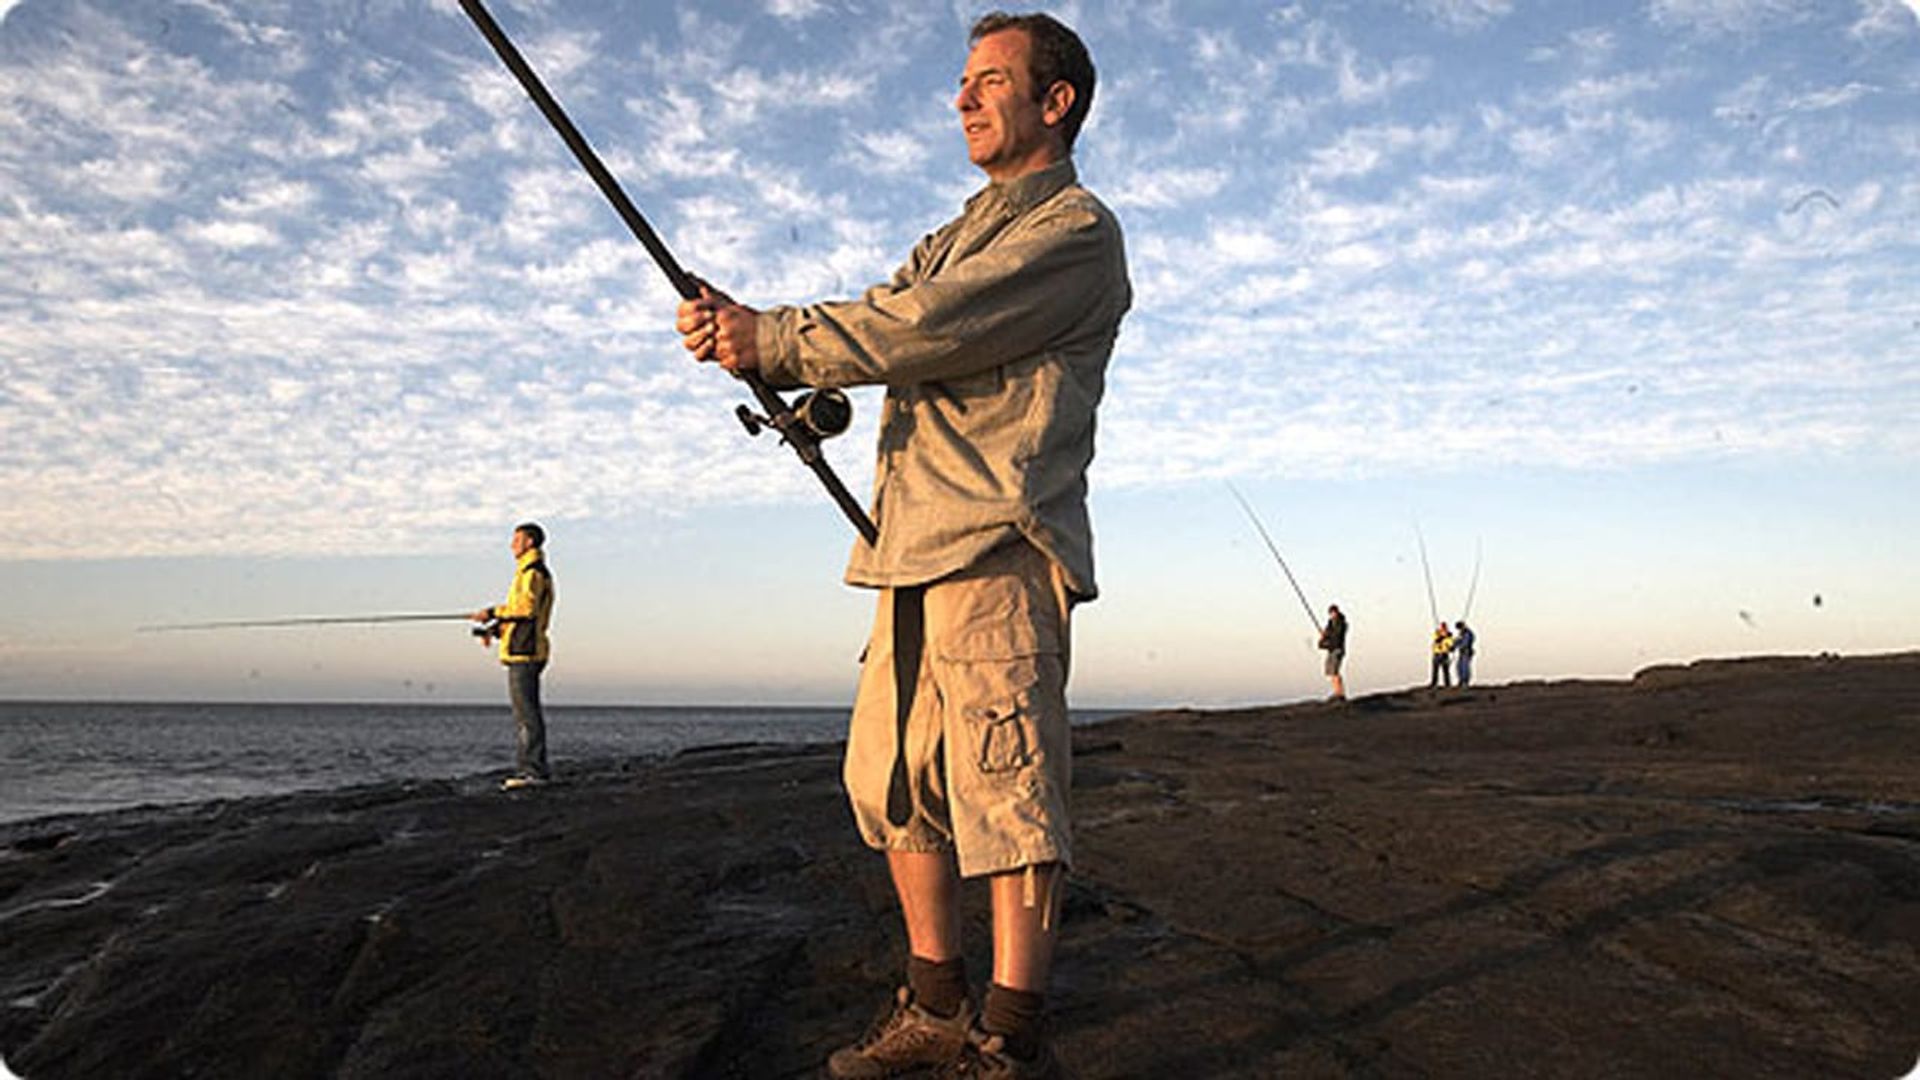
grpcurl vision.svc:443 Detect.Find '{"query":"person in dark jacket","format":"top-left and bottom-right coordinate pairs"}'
top-left (1319, 604), bottom-right (1348, 700)
top-left (1454, 620), bottom-right (1477, 687)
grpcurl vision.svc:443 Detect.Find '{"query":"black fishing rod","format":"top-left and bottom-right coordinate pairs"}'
top-left (456, 0), bottom-right (877, 545)
top-left (1227, 482), bottom-right (1322, 636)
top-left (139, 613), bottom-right (479, 633)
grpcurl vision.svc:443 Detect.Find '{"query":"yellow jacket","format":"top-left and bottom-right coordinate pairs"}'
top-left (488, 548), bottom-right (553, 664)
top-left (1432, 628), bottom-right (1454, 656)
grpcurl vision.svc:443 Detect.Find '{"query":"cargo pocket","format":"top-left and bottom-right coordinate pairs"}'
top-left (930, 547), bottom-right (1065, 778)
top-left (943, 626), bottom-right (1049, 776)
top-left (966, 674), bottom-right (1041, 774)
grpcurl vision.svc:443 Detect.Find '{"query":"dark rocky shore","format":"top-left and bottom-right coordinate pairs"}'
top-left (4, 652), bottom-right (1918, 1079)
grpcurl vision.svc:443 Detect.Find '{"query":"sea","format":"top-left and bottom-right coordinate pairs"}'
top-left (0, 701), bottom-right (1131, 827)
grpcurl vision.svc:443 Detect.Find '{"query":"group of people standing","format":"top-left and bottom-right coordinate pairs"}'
top-left (1430, 619), bottom-right (1477, 688)
top-left (1314, 606), bottom-right (1481, 698)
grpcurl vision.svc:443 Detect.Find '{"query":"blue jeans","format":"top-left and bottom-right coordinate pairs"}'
top-left (506, 661), bottom-right (549, 779)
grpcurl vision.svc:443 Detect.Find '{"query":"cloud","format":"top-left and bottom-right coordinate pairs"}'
top-left (1108, 166), bottom-right (1230, 209)
top-left (1305, 122), bottom-right (1457, 182)
top-left (1647, 0), bottom-right (1815, 36)
top-left (1406, 0), bottom-right (1515, 31)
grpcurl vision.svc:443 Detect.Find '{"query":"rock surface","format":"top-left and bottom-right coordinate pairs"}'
top-left (4, 652), bottom-right (1918, 1078)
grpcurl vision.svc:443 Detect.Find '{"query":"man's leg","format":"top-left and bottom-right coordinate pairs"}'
top-left (933, 544), bottom-right (1075, 1073)
top-left (989, 862), bottom-right (1062, 991)
top-left (890, 849), bottom-right (962, 962)
top-left (507, 661), bottom-right (549, 780)
top-left (828, 596), bottom-right (974, 1079)
top-left (888, 849), bottom-right (973, 1020)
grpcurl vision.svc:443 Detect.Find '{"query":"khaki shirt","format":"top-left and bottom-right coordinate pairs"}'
top-left (755, 160), bottom-right (1131, 600)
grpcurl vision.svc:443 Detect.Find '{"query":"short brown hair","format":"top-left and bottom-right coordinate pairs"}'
top-left (969, 12), bottom-right (1096, 151)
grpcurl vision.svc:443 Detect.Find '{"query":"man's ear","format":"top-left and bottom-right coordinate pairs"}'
top-left (1042, 79), bottom-right (1075, 129)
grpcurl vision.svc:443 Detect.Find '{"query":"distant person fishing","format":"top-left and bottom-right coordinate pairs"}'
top-left (138, 518), bottom-right (559, 789)
top-left (1430, 622), bottom-right (1455, 688)
top-left (1320, 604), bottom-right (1349, 701)
top-left (470, 522), bottom-right (555, 791)
top-left (1454, 620), bottom-right (1477, 687)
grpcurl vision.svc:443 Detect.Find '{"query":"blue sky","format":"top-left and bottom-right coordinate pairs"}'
top-left (2, 0), bottom-right (1915, 707)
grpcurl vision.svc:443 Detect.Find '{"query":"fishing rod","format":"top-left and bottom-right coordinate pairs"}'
top-left (1414, 521), bottom-right (1441, 627)
top-left (455, 0), bottom-right (877, 546)
top-left (1461, 536), bottom-right (1483, 622)
top-left (1226, 482), bottom-right (1322, 636)
top-left (139, 613), bottom-right (481, 633)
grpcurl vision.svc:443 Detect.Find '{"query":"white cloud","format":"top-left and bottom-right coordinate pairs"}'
top-left (766, 0), bottom-right (828, 19)
top-left (1407, 0), bottom-right (1515, 31)
top-left (1109, 166), bottom-right (1230, 209)
top-left (1648, 0), bottom-right (1815, 35)
top-left (186, 219), bottom-right (280, 249)
top-left (1305, 122), bottom-right (1457, 182)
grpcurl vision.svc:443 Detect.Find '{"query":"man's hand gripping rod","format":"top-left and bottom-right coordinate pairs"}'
top-left (457, 0), bottom-right (877, 545)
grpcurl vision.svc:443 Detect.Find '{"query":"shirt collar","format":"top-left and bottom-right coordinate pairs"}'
top-left (970, 159), bottom-right (1077, 218)
top-left (518, 547), bottom-right (544, 568)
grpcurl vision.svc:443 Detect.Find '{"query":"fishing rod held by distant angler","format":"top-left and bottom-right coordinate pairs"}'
top-left (1461, 535), bottom-right (1483, 622)
top-left (1226, 483), bottom-right (1322, 636)
top-left (1414, 521), bottom-right (1441, 627)
top-left (139, 612), bottom-right (481, 633)
top-left (455, 0), bottom-right (876, 545)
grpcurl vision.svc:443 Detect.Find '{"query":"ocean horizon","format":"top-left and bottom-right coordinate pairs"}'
top-left (0, 700), bottom-right (1132, 827)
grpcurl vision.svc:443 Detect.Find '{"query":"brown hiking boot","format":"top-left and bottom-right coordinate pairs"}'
top-left (826, 986), bottom-right (974, 1078)
top-left (934, 1030), bottom-right (1065, 1079)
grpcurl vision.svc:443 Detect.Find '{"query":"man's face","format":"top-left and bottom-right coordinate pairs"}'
top-left (510, 530), bottom-right (532, 557)
top-left (955, 29), bottom-right (1066, 181)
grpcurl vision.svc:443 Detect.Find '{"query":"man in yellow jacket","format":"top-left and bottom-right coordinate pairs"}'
top-left (473, 522), bottom-right (554, 790)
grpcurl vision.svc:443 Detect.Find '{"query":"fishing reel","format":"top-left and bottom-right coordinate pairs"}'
top-left (736, 388), bottom-right (852, 442)
top-left (471, 618), bottom-right (500, 643)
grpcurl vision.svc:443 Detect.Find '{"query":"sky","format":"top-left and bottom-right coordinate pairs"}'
top-left (1, 0), bottom-right (1916, 708)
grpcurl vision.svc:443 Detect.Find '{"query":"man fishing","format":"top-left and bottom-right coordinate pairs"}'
top-left (1429, 621), bottom-right (1455, 689)
top-left (676, 12), bottom-right (1128, 1077)
top-left (471, 522), bottom-right (555, 790)
top-left (1320, 603), bottom-right (1348, 701)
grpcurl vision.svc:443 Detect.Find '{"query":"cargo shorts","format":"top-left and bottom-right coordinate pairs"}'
top-left (843, 540), bottom-right (1074, 879)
